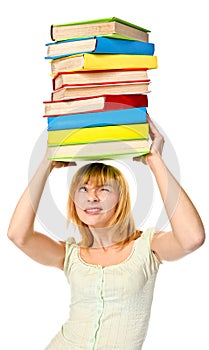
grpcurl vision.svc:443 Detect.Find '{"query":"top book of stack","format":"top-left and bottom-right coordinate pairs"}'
top-left (50, 17), bottom-right (150, 42)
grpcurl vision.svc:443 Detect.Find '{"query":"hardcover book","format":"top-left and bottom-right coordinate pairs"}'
top-left (50, 17), bottom-right (150, 42)
top-left (50, 53), bottom-right (158, 75)
top-left (46, 36), bottom-right (155, 59)
top-left (47, 107), bottom-right (147, 130)
top-left (44, 94), bottom-right (148, 116)
top-left (48, 123), bottom-right (149, 146)
top-left (51, 82), bottom-right (150, 101)
top-left (53, 69), bottom-right (149, 90)
top-left (48, 139), bottom-right (150, 161)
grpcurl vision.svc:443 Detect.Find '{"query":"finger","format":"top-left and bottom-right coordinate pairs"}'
top-left (146, 114), bottom-right (157, 137)
top-left (147, 115), bottom-right (158, 132)
top-left (54, 161), bottom-right (77, 168)
top-left (65, 161), bottom-right (77, 167)
top-left (147, 117), bottom-right (162, 140)
top-left (133, 155), bottom-right (147, 164)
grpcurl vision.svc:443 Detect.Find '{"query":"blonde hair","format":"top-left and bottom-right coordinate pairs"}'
top-left (67, 162), bottom-right (140, 247)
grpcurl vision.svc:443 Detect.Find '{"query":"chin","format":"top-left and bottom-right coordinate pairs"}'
top-left (76, 209), bottom-right (115, 229)
top-left (79, 216), bottom-right (111, 229)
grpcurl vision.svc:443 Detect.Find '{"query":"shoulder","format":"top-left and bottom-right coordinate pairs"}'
top-left (66, 236), bottom-right (77, 246)
top-left (135, 227), bottom-right (156, 244)
top-left (135, 227), bottom-right (162, 265)
top-left (63, 237), bottom-right (78, 273)
top-left (65, 236), bottom-right (77, 255)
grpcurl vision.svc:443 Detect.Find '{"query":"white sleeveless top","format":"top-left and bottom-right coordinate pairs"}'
top-left (45, 228), bottom-right (160, 350)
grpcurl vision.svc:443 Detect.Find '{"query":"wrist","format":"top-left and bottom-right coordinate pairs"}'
top-left (39, 155), bottom-right (53, 176)
top-left (42, 147), bottom-right (56, 172)
top-left (146, 151), bottom-right (164, 170)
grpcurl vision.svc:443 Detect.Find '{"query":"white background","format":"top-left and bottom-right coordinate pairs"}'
top-left (0, 0), bottom-right (209, 349)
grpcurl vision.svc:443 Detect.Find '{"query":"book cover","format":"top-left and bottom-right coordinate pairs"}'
top-left (50, 53), bottom-right (158, 74)
top-left (51, 17), bottom-right (150, 42)
top-left (47, 107), bottom-right (147, 130)
top-left (48, 123), bottom-right (149, 146)
top-left (45, 36), bottom-right (155, 59)
top-left (44, 94), bottom-right (148, 116)
top-left (48, 139), bottom-right (150, 161)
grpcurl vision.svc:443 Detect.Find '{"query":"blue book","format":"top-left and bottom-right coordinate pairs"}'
top-left (47, 107), bottom-right (147, 131)
top-left (45, 36), bottom-right (155, 59)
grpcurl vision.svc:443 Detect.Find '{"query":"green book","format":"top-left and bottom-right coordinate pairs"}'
top-left (51, 17), bottom-right (150, 42)
top-left (48, 139), bottom-right (150, 161)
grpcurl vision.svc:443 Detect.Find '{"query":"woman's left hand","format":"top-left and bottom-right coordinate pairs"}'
top-left (46, 146), bottom-right (77, 172)
top-left (133, 113), bottom-right (165, 163)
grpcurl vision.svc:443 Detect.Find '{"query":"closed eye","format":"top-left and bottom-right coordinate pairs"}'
top-left (100, 186), bottom-right (111, 192)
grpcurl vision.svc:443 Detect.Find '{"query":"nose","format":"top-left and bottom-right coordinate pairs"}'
top-left (87, 189), bottom-right (99, 202)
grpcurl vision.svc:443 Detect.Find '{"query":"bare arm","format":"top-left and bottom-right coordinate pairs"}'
top-left (7, 148), bottom-right (76, 269)
top-left (135, 115), bottom-right (205, 262)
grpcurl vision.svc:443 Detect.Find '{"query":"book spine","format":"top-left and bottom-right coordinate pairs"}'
top-left (47, 107), bottom-right (147, 130)
top-left (48, 141), bottom-right (150, 161)
top-left (48, 123), bottom-right (149, 146)
top-left (95, 37), bottom-right (155, 55)
top-left (104, 94), bottom-right (148, 109)
top-left (50, 54), bottom-right (158, 75)
top-left (49, 150), bottom-right (150, 161)
top-left (84, 54), bottom-right (158, 70)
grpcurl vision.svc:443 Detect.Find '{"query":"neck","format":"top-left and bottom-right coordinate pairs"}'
top-left (89, 225), bottom-right (118, 248)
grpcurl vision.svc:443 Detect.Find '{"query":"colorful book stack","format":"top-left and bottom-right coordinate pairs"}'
top-left (43, 17), bottom-right (158, 161)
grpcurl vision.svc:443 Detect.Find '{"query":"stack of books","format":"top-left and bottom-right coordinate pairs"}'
top-left (43, 17), bottom-right (158, 161)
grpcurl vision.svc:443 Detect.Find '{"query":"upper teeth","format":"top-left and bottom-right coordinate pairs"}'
top-left (86, 208), bottom-right (101, 212)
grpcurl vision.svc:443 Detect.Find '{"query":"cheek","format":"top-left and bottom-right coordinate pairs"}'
top-left (74, 193), bottom-right (85, 209)
top-left (73, 198), bottom-right (88, 222)
top-left (103, 194), bottom-right (119, 211)
top-left (75, 206), bottom-right (84, 220)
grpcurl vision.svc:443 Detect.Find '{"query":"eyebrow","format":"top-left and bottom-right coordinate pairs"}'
top-left (82, 183), bottom-right (114, 188)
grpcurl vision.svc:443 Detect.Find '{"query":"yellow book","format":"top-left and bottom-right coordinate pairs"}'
top-left (51, 53), bottom-right (158, 75)
top-left (48, 123), bottom-right (149, 146)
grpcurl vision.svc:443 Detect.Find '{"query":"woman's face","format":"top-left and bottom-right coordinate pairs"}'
top-left (74, 180), bottom-right (119, 228)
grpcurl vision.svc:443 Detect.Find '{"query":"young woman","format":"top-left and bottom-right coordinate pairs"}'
top-left (7, 115), bottom-right (205, 349)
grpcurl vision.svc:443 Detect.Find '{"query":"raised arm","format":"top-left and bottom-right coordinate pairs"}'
top-left (134, 115), bottom-right (205, 262)
top-left (7, 148), bottom-right (76, 269)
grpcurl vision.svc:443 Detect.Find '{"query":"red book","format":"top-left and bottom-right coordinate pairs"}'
top-left (52, 69), bottom-right (149, 90)
top-left (43, 94), bottom-right (148, 117)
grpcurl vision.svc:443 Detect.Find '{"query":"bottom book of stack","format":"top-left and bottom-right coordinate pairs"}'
top-left (48, 139), bottom-right (150, 161)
